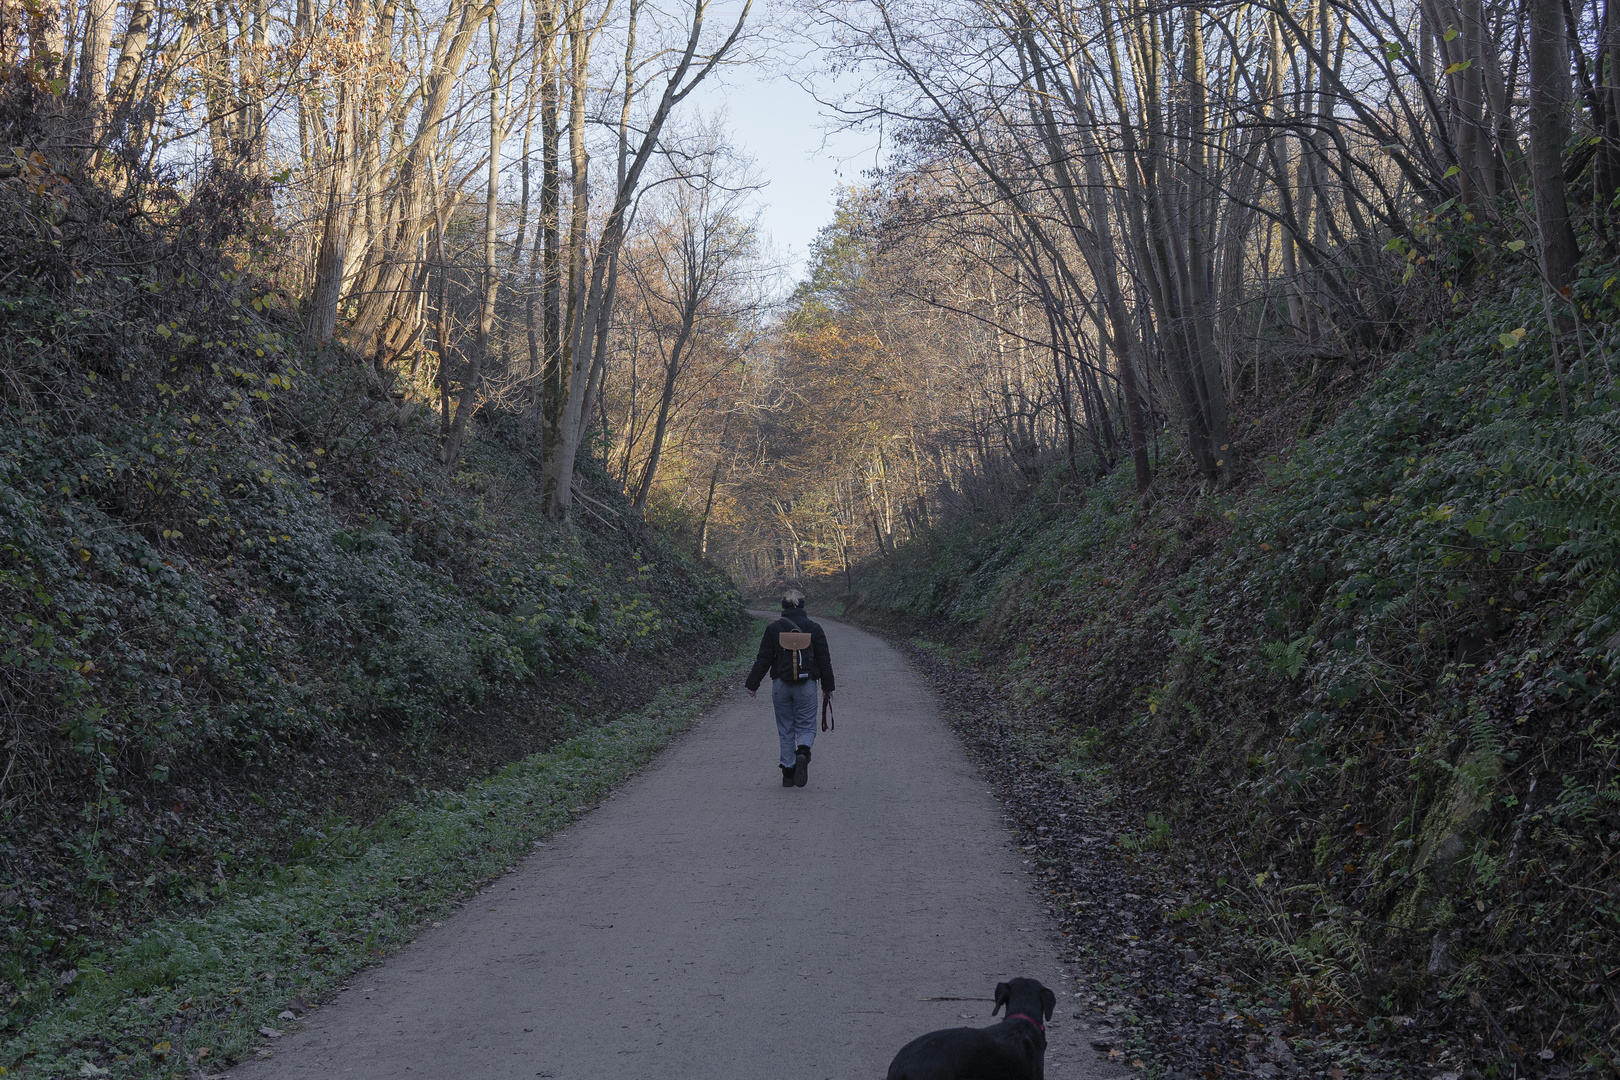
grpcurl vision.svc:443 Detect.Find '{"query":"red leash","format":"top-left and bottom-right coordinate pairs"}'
top-left (821, 694), bottom-right (835, 732)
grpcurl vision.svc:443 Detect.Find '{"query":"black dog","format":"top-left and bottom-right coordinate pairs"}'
top-left (886, 977), bottom-right (1057, 1080)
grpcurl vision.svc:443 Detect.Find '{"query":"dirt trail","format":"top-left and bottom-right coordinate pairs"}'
top-left (231, 616), bottom-right (1117, 1080)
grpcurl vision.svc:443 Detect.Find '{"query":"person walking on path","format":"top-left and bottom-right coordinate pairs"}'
top-left (746, 589), bottom-right (835, 788)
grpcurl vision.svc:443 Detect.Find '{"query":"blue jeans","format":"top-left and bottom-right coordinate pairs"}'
top-left (771, 678), bottom-right (819, 768)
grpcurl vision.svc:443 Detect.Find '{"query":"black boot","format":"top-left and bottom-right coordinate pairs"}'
top-left (794, 745), bottom-right (811, 788)
top-left (781, 765), bottom-right (795, 787)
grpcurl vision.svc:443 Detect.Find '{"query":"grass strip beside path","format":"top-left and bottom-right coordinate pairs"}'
top-left (5, 632), bottom-right (758, 1080)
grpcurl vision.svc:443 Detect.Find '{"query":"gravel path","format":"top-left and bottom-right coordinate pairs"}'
top-left (231, 616), bottom-right (1117, 1080)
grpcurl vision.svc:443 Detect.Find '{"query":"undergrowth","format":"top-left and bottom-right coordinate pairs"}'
top-left (0, 638), bottom-right (754, 1079)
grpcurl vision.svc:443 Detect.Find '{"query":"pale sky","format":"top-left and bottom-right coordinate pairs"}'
top-left (692, 57), bottom-right (883, 280)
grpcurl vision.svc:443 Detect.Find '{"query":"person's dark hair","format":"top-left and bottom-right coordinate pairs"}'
top-left (781, 588), bottom-right (806, 609)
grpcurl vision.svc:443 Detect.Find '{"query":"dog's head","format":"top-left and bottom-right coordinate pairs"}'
top-left (992, 977), bottom-right (1057, 1021)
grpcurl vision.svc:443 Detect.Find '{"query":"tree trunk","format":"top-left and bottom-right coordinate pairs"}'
top-left (241, 0), bottom-right (268, 176)
top-left (1596, 0), bottom-right (1620, 209)
top-left (632, 310), bottom-right (697, 513)
top-left (696, 406), bottom-right (733, 557)
top-left (305, 83), bottom-right (356, 346)
top-left (1529, 0), bottom-right (1580, 292)
top-left (77, 0), bottom-right (116, 131)
top-left (107, 0), bottom-right (158, 118)
top-left (443, 11), bottom-right (505, 471)
top-left (1019, 20), bottom-right (1152, 493)
top-left (435, 212), bottom-right (452, 439)
top-left (537, 0), bottom-right (563, 442)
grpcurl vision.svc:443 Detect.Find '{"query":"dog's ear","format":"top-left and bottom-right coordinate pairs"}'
top-left (1039, 986), bottom-right (1056, 1021)
top-left (992, 982), bottom-right (1010, 1016)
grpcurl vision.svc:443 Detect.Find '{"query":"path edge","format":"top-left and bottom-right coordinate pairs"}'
top-left (4, 623), bottom-right (765, 1080)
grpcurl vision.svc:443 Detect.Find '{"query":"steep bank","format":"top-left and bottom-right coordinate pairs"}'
top-left (0, 151), bottom-right (739, 1045)
top-left (843, 265), bottom-right (1620, 1076)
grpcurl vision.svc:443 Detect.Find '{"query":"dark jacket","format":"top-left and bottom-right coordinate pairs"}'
top-left (745, 607), bottom-right (835, 692)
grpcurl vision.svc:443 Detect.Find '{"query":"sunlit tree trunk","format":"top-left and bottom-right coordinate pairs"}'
top-left (444, 12), bottom-right (506, 469)
top-left (306, 80), bottom-right (356, 345)
top-left (107, 0), bottom-right (158, 121)
top-left (347, 0), bottom-right (487, 355)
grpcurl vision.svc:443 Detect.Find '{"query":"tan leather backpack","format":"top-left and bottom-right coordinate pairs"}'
top-left (778, 622), bottom-right (812, 679)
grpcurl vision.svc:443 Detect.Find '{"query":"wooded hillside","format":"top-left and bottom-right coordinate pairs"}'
top-left (0, 11), bottom-right (744, 1059)
top-left (840, 272), bottom-right (1619, 1076)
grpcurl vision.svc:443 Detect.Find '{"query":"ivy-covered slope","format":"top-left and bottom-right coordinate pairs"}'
top-left (849, 263), bottom-right (1620, 1075)
top-left (0, 155), bottom-right (737, 1031)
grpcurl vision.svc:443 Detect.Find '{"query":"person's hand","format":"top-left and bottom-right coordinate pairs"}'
top-left (747, 688), bottom-right (756, 698)
top-left (823, 691), bottom-right (833, 700)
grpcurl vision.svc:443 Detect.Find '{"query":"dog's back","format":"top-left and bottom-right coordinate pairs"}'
top-left (885, 1021), bottom-right (1043, 1080)
top-left (884, 977), bottom-right (1056, 1080)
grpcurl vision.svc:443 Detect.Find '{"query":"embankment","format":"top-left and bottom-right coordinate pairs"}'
top-left (0, 159), bottom-right (740, 1070)
top-left (843, 265), bottom-right (1620, 1077)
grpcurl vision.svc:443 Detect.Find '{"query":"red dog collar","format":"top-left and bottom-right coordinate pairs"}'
top-left (1005, 1012), bottom-right (1046, 1033)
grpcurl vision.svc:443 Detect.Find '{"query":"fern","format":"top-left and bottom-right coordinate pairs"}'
top-left (1118, 812), bottom-right (1173, 852)
top-left (1494, 416), bottom-right (1620, 651)
top-left (1467, 708), bottom-right (1505, 763)
top-left (1261, 634), bottom-right (1314, 679)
